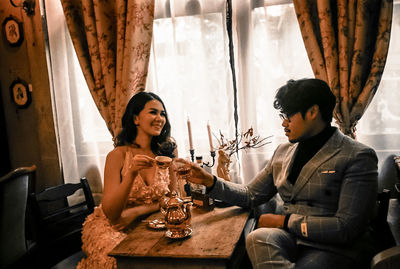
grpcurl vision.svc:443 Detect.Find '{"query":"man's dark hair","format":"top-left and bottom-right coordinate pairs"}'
top-left (273, 78), bottom-right (336, 123)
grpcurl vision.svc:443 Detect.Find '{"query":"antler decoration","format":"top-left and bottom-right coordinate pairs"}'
top-left (216, 127), bottom-right (271, 157)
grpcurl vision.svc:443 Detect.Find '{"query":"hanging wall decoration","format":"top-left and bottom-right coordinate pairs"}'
top-left (9, 78), bottom-right (31, 108)
top-left (2, 16), bottom-right (24, 47)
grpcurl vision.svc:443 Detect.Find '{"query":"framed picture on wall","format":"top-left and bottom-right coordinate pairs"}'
top-left (2, 16), bottom-right (24, 47)
top-left (9, 79), bottom-right (31, 109)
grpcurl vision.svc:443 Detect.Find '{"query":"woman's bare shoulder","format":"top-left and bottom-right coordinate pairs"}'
top-left (106, 146), bottom-right (130, 161)
top-left (107, 145), bottom-right (146, 159)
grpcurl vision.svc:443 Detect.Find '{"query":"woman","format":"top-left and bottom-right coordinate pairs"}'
top-left (77, 92), bottom-right (177, 269)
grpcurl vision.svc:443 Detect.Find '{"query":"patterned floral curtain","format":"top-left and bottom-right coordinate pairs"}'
top-left (293, 0), bottom-right (393, 138)
top-left (60, 0), bottom-right (154, 139)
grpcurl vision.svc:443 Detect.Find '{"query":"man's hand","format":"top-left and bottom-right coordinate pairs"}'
top-left (258, 213), bottom-right (286, 228)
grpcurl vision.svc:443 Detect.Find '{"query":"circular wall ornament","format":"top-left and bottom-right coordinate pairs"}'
top-left (2, 16), bottom-right (24, 47)
top-left (9, 79), bottom-right (31, 108)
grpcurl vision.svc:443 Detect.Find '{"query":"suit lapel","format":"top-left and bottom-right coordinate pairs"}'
top-left (291, 130), bottom-right (344, 198)
top-left (279, 143), bottom-right (298, 191)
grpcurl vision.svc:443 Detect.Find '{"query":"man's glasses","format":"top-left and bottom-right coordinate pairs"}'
top-left (279, 113), bottom-right (294, 122)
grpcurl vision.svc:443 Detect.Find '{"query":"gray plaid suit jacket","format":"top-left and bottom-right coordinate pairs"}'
top-left (209, 128), bottom-right (378, 258)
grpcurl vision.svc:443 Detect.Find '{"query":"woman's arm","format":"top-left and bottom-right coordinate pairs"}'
top-left (102, 150), bottom-right (154, 223)
top-left (112, 203), bottom-right (160, 231)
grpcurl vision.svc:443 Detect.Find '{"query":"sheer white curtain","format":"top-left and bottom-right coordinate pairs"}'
top-left (44, 0), bottom-right (112, 203)
top-left (233, 1), bottom-right (314, 181)
top-left (147, 0), bottom-right (236, 171)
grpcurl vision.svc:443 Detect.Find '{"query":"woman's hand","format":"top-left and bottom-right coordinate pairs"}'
top-left (173, 158), bottom-right (215, 187)
top-left (122, 152), bottom-right (154, 180)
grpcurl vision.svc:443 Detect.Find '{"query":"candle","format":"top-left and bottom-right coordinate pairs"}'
top-left (207, 121), bottom-right (214, 151)
top-left (187, 117), bottom-right (194, 150)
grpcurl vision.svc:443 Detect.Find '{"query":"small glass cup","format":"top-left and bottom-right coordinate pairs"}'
top-left (174, 159), bottom-right (192, 180)
top-left (176, 166), bottom-right (191, 182)
top-left (174, 160), bottom-right (192, 197)
top-left (155, 156), bottom-right (172, 169)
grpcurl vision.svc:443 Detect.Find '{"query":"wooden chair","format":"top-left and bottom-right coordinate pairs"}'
top-left (0, 165), bottom-right (36, 269)
top-left (371, 245), bottom-right (400, 269)
top-left (370, 189), bottom-right (397, 253)
top-left (371, 189), bottom-right (400, 269)
top-left (28, 177), bottom-right (95, 268)
top-left (370, 155), bottom-right (400, 268)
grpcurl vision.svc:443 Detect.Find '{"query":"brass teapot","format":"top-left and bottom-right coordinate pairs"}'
top-left (164, 192), bottom-right (192, 238)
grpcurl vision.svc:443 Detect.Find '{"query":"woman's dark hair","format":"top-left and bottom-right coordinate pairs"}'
top-left (115, 92), bottom-right (176, 158)
top-left (273, 78), bottom-right (336, 123)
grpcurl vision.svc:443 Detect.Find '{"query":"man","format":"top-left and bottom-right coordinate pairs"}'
top-left (180, 78), bottom-right (378, 268)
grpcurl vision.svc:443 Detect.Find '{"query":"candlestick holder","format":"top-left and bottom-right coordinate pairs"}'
top-left (203, 150), bottom-right (216, 168)
top-left (189, 149), bottom-right (195, 162)
top-left (187, 150), bottom-right (216, 167)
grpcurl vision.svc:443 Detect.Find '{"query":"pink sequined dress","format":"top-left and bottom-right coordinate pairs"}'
top-left (77, 167), bottom-right (170, 269)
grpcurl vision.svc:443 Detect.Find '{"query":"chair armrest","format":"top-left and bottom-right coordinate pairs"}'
top-left (243, 217), bottom-right (257, 238)
top-left (371, 245), bottom-right (400, 269)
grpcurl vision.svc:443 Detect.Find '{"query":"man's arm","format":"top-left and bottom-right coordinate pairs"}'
top-left (175, 156), bottom-right (278, 209)
top-left (207, 160), bottom-right (278, 209)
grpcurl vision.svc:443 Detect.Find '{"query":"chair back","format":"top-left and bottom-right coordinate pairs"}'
top-left (29, 177), bottom-right (95, 242)
top-left (28, 177), bottom-right (94, 267)
top-left (0, 165), bottom-right (36, 269)
top-left (378, 155), bottom-right (400, 199)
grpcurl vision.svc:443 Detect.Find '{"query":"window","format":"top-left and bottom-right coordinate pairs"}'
top-left (357, 2), bottom-right (400, 165)
top-left (46, 0), bottom-right (400, 188)
top-left (147, 0), bottom-right (235, 161)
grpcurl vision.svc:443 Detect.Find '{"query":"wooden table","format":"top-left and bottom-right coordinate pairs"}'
top-left (109, 206), bottom-right (251, 269)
